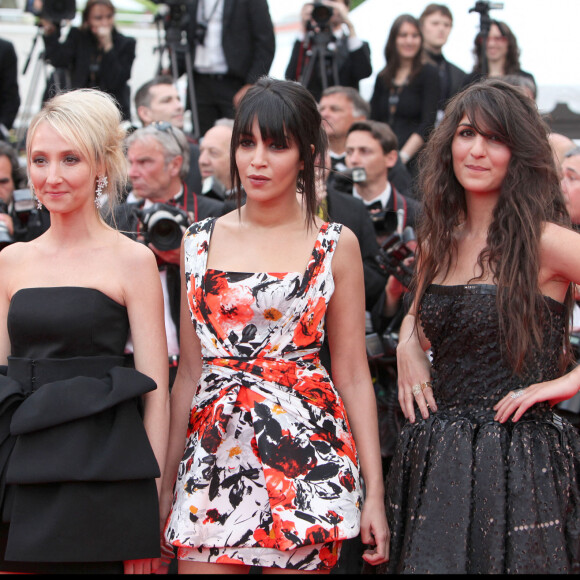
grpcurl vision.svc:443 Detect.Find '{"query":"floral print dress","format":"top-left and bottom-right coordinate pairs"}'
top-left (165, 217), bottom-right (362, 570)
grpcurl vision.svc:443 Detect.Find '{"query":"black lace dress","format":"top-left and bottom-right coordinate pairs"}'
top-left (0, 287), bottom-right (161, 573)
top-left (385, 284), bottom-right (580, 574)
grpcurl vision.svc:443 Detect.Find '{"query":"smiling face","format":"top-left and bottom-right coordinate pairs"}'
top-left (28, 122), bottom-right (96, 215)
top-left (451, 114), bottom-right (512, 199)
top-left (234, 117), bottom-right (303, 203)
top-left (485, 23), bottom-right (508, 65)
top-left (396, 21), bottom-right (422, 61)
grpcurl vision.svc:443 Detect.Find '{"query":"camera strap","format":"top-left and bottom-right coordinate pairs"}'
top-left (199, 0), bottom-right (220, 26)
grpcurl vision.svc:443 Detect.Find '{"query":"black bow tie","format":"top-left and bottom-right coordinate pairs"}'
top-left (366, 200), bottom-right (384, 212)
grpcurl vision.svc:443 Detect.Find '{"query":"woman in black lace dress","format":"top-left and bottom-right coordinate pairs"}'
top-left (388, 79), bottom-right (580, 574)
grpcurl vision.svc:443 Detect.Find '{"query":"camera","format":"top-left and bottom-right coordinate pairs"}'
top-left (375, 227), bottom-right (416, 289)
top-left (329, 166), bottom-right (366, 195)
top-left (152, 0), bottom-right (192, 33)
top-left (0, 201), bottom-right (12, 250)
top-left (0, 189), bottom-right (38, 250)
top-left (310, 1), bottom-right (334, 29)
top-left (137, 203), bottom-right (189, 252)
top-left (27, 0), bottom-right (77, 22)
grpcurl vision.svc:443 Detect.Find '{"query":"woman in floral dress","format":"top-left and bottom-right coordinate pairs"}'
top-left (160, 77), bottom-right (389, 573)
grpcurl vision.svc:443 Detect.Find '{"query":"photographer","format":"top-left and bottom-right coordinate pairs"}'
top-left (286, 0), bottom-right (372, 102)
top-left (41, 0), bottom-right (136, 121)
top-left (112, 124), bottom-right (223, 387)
top-left (0, 142), bottom-right (50, 249)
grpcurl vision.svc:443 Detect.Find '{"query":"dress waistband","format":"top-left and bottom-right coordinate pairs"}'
top-left (7, 355), bottom-right (126, 391)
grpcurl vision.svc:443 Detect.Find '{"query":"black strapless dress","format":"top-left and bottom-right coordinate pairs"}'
top-left (0, 287), bottom-right (161, 573)
top-left (385, 285), bottom-right (580, 574)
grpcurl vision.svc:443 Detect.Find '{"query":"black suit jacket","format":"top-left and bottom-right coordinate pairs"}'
top-left (285, 36), bottom-right (372, 102)
top-left (0, 38), bottom-right (20, 131)
top-left (325, 189), bottom-right (385, 310)
top-left (43, 27), bottom-right (136, 120)
top-left (184, 0), bottom-right (275, 85)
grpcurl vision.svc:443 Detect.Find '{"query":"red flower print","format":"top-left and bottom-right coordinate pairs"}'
top-left (318, 542), bottom-right (339, 569)
top-left (293, 296), bottom-right (326, 347)
top-left (338, 470), bottom-right (356, 492)
top-left (304, 524), bottom-right (332, 545)
top-left (205, 280), bottom-right (255, 334)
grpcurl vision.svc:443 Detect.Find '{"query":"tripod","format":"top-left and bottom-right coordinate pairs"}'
top-left (16, 25), bottom-right (67, 150)
top-left (299, 27), bottom-right (339, 93)
top-left (154, 15), bottom-right (200, 141)
top-left (469, 1), bottom-right (504, 76)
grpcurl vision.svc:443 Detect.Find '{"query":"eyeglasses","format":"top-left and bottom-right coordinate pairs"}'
top-left (151, 121), bottom-right (183, 154)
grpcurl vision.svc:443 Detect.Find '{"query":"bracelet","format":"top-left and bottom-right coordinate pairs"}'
top-left (399, 151), bottom-right (410, 164)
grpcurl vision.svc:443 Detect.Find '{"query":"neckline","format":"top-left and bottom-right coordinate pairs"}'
top-left (426, 283), bottom-right (566, 310)
top-left (10, 287), bottom-right (126, 309)
top-left (202, 217), bottom-right (329, 280)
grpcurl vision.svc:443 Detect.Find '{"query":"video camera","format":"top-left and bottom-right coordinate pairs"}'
top-left (26, 0), bottom-right (76, 23)
top-left (0, 189), bottom-right (39, 250)
top-left (152, 0), bottom-right (192, 36)
top-left (136, 202), bottom-right (189, 252)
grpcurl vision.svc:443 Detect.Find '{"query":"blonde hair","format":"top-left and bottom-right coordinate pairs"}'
top-left (26, 89), bottom-right (127, 210)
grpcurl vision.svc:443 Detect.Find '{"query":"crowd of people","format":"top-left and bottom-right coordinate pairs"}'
top-left (0, 0), bottom-right (578, 575)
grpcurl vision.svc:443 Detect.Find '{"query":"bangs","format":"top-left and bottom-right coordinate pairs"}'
top-left (463, 101), bottom-right (511, 146)
top-left (234, 89), bottom-right (300, 148)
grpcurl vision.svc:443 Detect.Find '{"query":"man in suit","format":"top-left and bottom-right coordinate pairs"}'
top-left (285, 0), bottom-right (372, 102)
top-left (113, 125), bottom-right (223, 387)
top-left (0, 37), bottom-right (20, 140)
top-left (344, 120), bottom-right (420, 244)
top-left (320, 86), bottom-right (413, 200)
top-left (134, 75), bottom-right (202, 199)
top-left (182, 0), bottom-right (275, 137)
top-left (419, 4), bottom-right (467, 124)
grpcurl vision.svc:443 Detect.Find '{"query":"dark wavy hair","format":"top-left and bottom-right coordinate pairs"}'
top-left (378, 14), bottom-right (424, 88)
top-left (230, 77), bottom-right (327, 227)
top-left (415, 79), bottom-right (572, 374)
top-left (473, 20), bottom-right (521, 75)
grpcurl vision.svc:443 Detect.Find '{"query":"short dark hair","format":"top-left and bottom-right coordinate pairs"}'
top-left (347, 120), bottom-right (398, 154)
top-left (134, 75), bottom-right (176, 111)
top-left (231, 77), bottom-right (327, 226)
top-left (419, 3), bottom-right (453, 26)
top-left (320, 86), bottom-right (370, 119)
top-left (0, 142), bottom-right (25, 189)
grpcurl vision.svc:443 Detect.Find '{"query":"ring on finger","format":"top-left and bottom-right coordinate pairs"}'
top-left (411, 384), bottom-right (422, 396)
top-left (510, 389), bottom-right (525, 399)
top-left (421, 381), bottom-right (432, 391)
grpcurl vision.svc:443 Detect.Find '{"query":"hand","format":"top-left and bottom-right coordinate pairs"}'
top-left (40, 18), bottom-right (57, 36)
top-left (149, 244), bottom-right (181, 266)
top-left (124, 558), bottom-right (162, 574)
top-left (493, 373), bottom-right (579, 423)
top-left (396, 335), bottom-right (437, 423)
top-left (95, 25), bottom-right (114, 52)
top-left (0, 213), bottom-right (14, 237)
top-left (359, 495), bottom-right (390, 565)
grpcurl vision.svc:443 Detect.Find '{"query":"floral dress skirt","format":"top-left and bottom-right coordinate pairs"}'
top-left (164, 218), bottom-right (362, 571)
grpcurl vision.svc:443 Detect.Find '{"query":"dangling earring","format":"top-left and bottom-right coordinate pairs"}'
top-left (95, 175), bottom-right (108, 209)
top-left (30, 183), bottom-right (42, 210)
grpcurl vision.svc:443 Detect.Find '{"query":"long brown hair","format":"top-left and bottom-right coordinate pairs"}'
top-left (414, 79), bottom-right (572, 374)
top-left (378, 14), bottom-right (424, 88)
top-left (473, 20), bottom-right (521, 75)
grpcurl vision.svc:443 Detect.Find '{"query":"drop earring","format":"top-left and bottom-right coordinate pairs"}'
top-left (30, 184), bottom-right (42, 210)
top-left (95, 175), bottom-right (108, 209)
